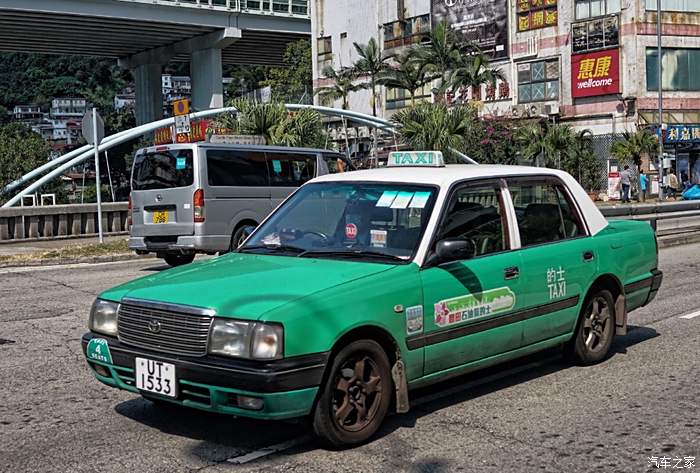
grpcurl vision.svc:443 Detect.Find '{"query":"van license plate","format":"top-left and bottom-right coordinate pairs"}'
top-left (135, 357), bottom-right (177, 398)
top-left (153, 210), bottom-right (169, 224)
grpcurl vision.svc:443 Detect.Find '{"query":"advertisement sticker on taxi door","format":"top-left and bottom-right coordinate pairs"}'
top-left (434, 287), bottom-right (516, 327)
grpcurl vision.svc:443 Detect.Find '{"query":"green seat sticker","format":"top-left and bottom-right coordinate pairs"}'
top-left (86, 338), bottom-right (113, 364)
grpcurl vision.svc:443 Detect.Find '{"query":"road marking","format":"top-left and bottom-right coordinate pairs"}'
top-left (679, 309), bottom-right (700, 320)
top-left (226, 437), bottom-right (309, 465)
top-left (0, 258), bottom-right (156, 274)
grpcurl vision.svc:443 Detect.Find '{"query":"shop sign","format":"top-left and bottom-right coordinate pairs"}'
top-left (571, 48), bottom-right (620, 98)
top-left (517, 0), bottom-right (558, 32)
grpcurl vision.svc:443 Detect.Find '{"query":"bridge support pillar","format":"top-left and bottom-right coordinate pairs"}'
top-left (191, 48), bottom-right (224, 111)
top-left (134, 63), bottom-right (164, 125)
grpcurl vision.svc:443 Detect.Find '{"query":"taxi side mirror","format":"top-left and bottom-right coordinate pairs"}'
top-left (435, 238), bottom-right (476, 263)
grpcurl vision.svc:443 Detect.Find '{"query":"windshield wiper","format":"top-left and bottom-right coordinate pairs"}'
top-left (239, 244), bottom-right (306, 254)
top-left (299, 249), bottom-right (406, 262)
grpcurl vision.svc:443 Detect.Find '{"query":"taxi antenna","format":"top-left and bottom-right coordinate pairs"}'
top-left (450, 148), bottom-right (478, 165)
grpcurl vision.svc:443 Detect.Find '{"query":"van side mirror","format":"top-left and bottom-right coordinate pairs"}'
top-left (435, 238), bottom-right (475, 263)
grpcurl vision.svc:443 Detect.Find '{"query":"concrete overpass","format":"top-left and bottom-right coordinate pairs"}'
top-left (0, 0), bottom-right (310, 123)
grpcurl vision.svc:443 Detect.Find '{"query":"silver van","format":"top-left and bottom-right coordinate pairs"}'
top-left (128, 143), bottom-right (349, 266)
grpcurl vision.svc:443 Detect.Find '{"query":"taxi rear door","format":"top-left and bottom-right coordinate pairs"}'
top-left (413, 180), bottom-right (525, 375)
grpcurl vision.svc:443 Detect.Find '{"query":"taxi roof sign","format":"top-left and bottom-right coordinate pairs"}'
top-left (387, 151), bottom-right (445, 167)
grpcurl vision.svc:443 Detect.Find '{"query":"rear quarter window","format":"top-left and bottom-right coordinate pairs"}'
top-left (267, 153), bottom-right (317, 187)
top-left (132, 150), bottom-right (194, 190)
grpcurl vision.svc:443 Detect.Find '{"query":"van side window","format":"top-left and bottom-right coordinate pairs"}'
top-left (266, 153), bottom-right (316, 187)
top-left (206, 150), bottom-right (268, 186)
top-left (437, 183), bottom-right (506, 257)
top-left (508, 180), bottom-right (585, 247)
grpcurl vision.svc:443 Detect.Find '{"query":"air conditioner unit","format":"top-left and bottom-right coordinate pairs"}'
top-left (329, 128), bottom-right (338, 140)
top-left (337, 129), bottom-right (347, 140)
top-left (358, 126), bottom-right (370, 138)
top-left (511, 105), bottom-right (525, 118)
top-left (347, 127), bottom-right (358, 139)
top-left (546, 104), bottom-right (560, 116)
top-left (527, 103), bottom-right (545, 117)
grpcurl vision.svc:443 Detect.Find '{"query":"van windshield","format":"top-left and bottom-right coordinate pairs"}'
top-left (132, 149), bottom-right (194, 190)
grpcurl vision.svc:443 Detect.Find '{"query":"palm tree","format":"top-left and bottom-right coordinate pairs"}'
top-left (352, 37), bottom-right (390, 116)
top-left (516, 122), bottom-right (575, 168)
top-left (447, 52), bottom-right (504, 102)
top-left (610, 129), bottom-right (658, 168)
top-left (391, 102), bottom-right (474, 162)
top-left (314, 65), bottom-right (360, 110)
top-left (378, 48), bottom-right (432, 106)
top-left (413, 20), bottom-right (466, 96)
top-left (515, 122), bottom-right (547, 165)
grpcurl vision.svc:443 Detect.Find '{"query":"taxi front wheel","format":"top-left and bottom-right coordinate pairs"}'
top-left (312, 340), bottom-right (392, 448)
top-left (568, 289), bottom-right (615, 365)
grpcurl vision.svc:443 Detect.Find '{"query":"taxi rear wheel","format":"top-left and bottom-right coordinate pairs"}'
top-left (312, 340), bottom-right (392, 448)
top-left (568, 289), bottom-right (615, 365)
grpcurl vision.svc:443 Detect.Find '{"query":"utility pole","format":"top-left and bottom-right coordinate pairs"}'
top-left (92, 108), bottom-right (104, 243)
top-left (657, 0), bottom-right (665, 201)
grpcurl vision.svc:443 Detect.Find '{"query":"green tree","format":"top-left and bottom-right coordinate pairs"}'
top-left (413, 21), bottom-right (467, 96)
top-left (314, 65), bottom-right (361, 110)
top-left (447, 51), bottom-right (504, 102)
top-left (391, 102), bottom-right (474, 162)
top-left (352, 37), bottom-right (391, 117)
top-left (262, 39), bottom-right (313, 103)
top-left (0, 123), bottom-right (52, 204)
top-left (516, 121), bottom-right (576, 168)
top-left (378, 48), bottom-right (432, 106)
top-left (610, 129), bottom-right (658, 168)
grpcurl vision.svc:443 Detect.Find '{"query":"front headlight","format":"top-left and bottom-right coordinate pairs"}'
top-left (89, 299), bottom-right (119, 336)
top-left (208, 319), bottom-right (283, 360)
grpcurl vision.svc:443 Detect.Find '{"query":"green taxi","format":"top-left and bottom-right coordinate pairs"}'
top-left (83, 151), bottom-right (662, 447)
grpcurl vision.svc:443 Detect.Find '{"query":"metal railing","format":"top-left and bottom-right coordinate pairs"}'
top-left (114, 0), bottom-right (310, 17)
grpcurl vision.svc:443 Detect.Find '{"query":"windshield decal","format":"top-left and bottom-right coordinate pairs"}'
top-left (409, 192), bottom-right (431, 209)
top-left (345, 223), bottom-right (358, 240)
top-left (390, 191), bottom-right (414, 209)
top-left (376, 190), bottom-right (398, 207)
top-left (176, 156), bottom-right (187, 170)
top-left (370, 229), bottom-right (387, 248)
top-left (434, 287), bottom-right (516, 328)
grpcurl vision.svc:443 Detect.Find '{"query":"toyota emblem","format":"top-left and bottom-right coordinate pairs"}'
top-left (148, 320), bottom-right (162, 333)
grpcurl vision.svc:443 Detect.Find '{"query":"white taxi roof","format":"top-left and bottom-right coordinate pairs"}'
top-left (311, 164), bottom-right (609, 236)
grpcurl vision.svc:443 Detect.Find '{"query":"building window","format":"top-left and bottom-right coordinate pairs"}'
top-left (383, 14), bottom-right (430, 50)
top-left (386, 84), bottom-right (431, 110)
top-left (645, 0), bottom-right (700, 12)
top-left (317, 36), bottom-right (332, 59)
top-left (517, 0), bottom-right (558, 32)
top-left (572, 15), bottom-right (619, 53)
top-left (646, 48), bottom-right (700, 91)
top-left (517, 59), bottom-right (560, 103)
top-left (575, 0), bottom-right (621, 19)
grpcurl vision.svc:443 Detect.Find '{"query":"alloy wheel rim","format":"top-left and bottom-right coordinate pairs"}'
top-left (582, 296), bottom-right (612, 353)
top-left (332, 355), bottom-right (382, 432)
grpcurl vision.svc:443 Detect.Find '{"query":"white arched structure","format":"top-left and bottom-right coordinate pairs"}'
top-left (2, 104), bottom-right (476, 208)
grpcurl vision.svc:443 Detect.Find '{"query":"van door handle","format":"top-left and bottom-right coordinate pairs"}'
top-left (583, 251), bottom-right (595, 262)
top-left (504, 266), bottom-right (520, 280)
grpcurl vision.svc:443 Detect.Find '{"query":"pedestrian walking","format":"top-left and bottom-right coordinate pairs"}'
top-left (620, 165), bottom-right (632, 203)
top-left (639, 169), bottom-right (648, 202)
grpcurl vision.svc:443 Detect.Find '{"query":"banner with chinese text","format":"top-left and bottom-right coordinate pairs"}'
top-left (431, 0), bottom-right (508, 59)
top-left (517, 0), bottom-right (558, 32)
top-left (571, 48), bottom-right (620, 98)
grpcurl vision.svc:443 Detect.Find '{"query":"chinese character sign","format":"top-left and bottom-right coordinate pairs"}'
top-left (663, 125), bottom-right (700, 144)
top-left (517, 0), bottom-right (557, 32)
top-left (571, 49), bottom-right (620, 98)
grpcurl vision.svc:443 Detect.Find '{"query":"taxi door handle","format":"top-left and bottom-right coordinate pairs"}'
top-left (504, 266), bottom-right (520, 280)
top-left (583, 251), bottom-right (595, 262)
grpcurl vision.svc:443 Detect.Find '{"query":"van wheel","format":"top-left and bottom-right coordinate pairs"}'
top-left (312, 340), bottom-right (392, 448)
top-left (230, 225), bottom-right (256, 251)
top-left (567, 289), bottom-right (615, 365)
top-left (163, 253), bottom-right (195, 267)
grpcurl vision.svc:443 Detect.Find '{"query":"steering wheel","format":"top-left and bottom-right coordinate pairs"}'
top-left (302, 230), bottom-right (329, 243)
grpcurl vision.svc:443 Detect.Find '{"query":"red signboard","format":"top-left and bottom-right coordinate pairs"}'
top-left (571, 49), bottom-right (620, 98)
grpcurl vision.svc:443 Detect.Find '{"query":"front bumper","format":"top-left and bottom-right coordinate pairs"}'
top-left (82, 332), bottom-right (327, 419)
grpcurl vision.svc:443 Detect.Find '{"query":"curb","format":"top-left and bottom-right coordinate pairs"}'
top-left (0, 253), bottom-right (156, 269)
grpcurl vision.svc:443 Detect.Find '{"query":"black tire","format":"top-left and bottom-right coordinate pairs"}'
top-left (230, 225), bottom-right (256, 251)
top-left (567, 289), bottom-right (616, 365)
top-left (312, 339), bottom-right (392, 448)
top-left (163, 253), bottom-right (195, 267)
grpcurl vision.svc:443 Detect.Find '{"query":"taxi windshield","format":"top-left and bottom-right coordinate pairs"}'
top-left (240, 182), bottom-right (438, 262)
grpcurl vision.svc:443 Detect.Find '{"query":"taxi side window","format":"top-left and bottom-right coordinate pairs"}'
top-left (508, 180), bottom-right (585, 247)
top-left (438, 184), bottom-right (506, 257)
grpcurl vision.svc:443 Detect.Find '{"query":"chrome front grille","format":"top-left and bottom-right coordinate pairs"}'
top-left (117, 300), bottom-right (213, 357)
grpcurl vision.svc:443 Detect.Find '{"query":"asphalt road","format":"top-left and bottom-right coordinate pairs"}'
top-left (0, 246), bottom-right (698, 473)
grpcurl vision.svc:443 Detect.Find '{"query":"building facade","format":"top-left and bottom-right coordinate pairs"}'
top-left (311, 0), bottom-right (700, 182)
